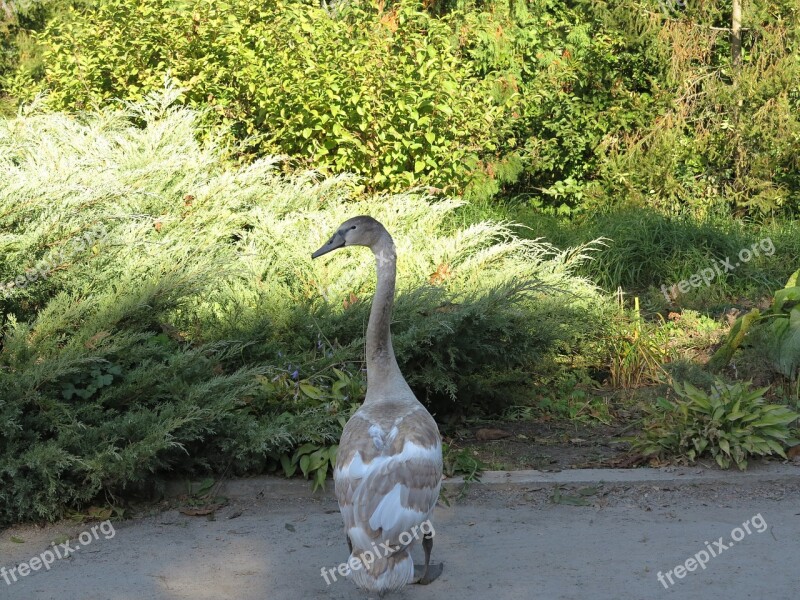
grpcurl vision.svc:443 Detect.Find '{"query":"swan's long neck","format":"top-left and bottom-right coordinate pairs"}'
top-left (365, 232), bottom-right (406, 400)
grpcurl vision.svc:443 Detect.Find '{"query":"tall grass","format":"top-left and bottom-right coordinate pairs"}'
top-left (499, 204), bottom-right (800, 311)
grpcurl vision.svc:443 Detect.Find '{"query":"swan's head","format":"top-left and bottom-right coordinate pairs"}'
top-left (311, 216), bottom-right (387, 258)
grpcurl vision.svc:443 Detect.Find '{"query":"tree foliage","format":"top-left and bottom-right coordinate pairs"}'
top-left (5, 0), bottom-right (799, 214)
top-left (7, 0), bottom-right (514, 197)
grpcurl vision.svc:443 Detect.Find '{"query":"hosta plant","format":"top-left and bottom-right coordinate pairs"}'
top-left (635, 379), bottom-right (799, 469)
top-left (708, 269), bottom-right (800, 379)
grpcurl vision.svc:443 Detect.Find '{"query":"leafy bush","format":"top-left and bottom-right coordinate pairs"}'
top-left (7, 0), bottom-right (511, 197)
top-left (7, 0), bottom-right (799, 214)
top-left (0, 88), bottom-right (607, 526)
top-left (594, 1), bottom-right (800, 216)
top-left (634, 379), bottom-right (799, 469)
top-left (449, 0), bottom-right (800, 215)
top-left (459, 1), bottom-right (667, 211)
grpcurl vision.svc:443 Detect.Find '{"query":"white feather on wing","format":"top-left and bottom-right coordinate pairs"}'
top-left (335, 407), bottom-right (442, 551)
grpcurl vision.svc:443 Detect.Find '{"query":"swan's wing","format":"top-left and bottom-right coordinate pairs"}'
top-left (335, 407), bottom-right (442, 550)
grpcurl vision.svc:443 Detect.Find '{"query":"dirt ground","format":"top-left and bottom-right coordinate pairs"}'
top-left (446, 418), bottom-right (638, 471)
top-left (2, 468), bottom-right (799, 600)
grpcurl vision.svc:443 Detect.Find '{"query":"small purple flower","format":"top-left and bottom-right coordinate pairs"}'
top-left (291, 369), bottom-right (299, 380)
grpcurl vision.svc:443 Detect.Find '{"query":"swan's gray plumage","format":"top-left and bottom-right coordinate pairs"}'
top-left (312, 216), bottom-right (443, 594)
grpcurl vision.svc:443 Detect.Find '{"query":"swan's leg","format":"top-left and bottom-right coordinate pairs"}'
top-left (346, 535), bottom-right (352, 554)
top-left (413, 533), bottom-right (443, 584)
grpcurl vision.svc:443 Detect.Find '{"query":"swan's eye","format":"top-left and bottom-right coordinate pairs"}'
top-left (350, 225), bottom-right (357, 230)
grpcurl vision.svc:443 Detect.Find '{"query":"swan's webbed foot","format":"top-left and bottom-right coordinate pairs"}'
top-left (412, 532), bottom-right (443, 584)
top-left (413, 562), bottom-right (444, 584)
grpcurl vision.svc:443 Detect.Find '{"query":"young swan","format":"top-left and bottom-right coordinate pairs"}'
top-left (312, 216), bottom-right (444, 594)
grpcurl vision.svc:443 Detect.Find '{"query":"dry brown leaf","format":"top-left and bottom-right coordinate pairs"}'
top-left (179, 505), bottom-right (221, 517)
top-left (429, 263), bottom-right (453, 285)
top-left (608, 454), bottom-right (647, 468)
top-left (475, 428), bottom-right (512, 441)
top-left (85, 331), bottom-right (110, 349)
top-left (343, 292), bottom-right (359, 310)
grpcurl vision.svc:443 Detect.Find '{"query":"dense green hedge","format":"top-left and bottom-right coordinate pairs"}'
top-left (5, 0), bottom-right (799, 214)
top-left (7, 0), bottom-right (513, 197)
top-left (0, 93), bottom-right (607, 525)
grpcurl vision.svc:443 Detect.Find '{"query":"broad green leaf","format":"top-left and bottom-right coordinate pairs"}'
top-left (299, 454), bottom-right (311, 477)
top-left (299, 383), bottom-right (323, 399)
top-left (280, 454), bottom-right (296, 478)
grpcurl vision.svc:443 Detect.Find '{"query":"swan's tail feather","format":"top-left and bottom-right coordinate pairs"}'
top-left (349, 546), bottom-right (414, 594)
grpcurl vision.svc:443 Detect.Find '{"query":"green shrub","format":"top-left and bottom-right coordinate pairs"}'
top-left (449, 0), bottom-right (800, 216)
top-left (594, 2), bottom-right (800, 216)
top-left (634, 379), bottom-right (799, 469)
top-left (7, 0), bottom-right (511, 198)
top-left (7, 0), bottom-right (799, 214)
top-left (0, 89), bottom-right (607, 525)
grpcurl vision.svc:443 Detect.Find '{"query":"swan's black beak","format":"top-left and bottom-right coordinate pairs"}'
top-left (312, 231), bottom-right (346, 259)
